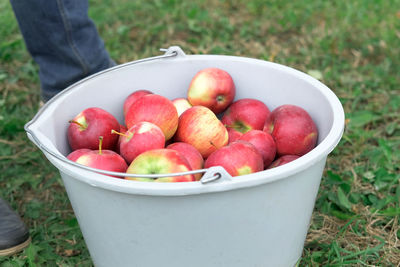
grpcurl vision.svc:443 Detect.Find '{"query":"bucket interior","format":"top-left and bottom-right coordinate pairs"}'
top-left (35, 55), bottom-right (337, 158)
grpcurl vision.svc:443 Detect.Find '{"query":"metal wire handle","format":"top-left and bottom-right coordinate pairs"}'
top-left (25, 128), bottom-right (227, 183)
top-left (24, 46), bottom-right (231, 184)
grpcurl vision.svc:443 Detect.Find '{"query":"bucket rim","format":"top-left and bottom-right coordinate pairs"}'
top-left (25, 48), bottom-right (345, 196)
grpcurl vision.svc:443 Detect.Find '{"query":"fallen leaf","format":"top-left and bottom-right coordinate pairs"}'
top-left (307, 70), bottom-right (323, 80)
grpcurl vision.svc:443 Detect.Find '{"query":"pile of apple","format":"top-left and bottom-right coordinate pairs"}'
top-left (66, 67), bottom-right (318, 182)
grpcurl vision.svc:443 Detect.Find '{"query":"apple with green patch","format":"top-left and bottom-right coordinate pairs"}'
top-left (175, 106), bottom-right (228, 158)
top-left (221, 98), bottom-right (270, 135)
top-left (187, 67), bottom-right (235, 114)
top-left (263, 104), bottom-right (318, 156)
top-left (68, 107), bottom-right (120, 151)
top-left (125, 148), bottom-right (195, 182)
top-left (204, 140), bottom-right (263, 177)
top-left (125, 94), bottom-right (178, 140)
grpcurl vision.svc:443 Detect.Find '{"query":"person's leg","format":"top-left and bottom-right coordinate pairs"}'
top-left (3, 0), bottom-right (114, 256)
top-left (10, 0), bottom-right (115, 101)
top-left (0, 198), bottom-right (30, 256)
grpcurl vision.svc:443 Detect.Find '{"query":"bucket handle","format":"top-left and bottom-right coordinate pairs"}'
top-left (25, 127), bottom-right (232, 184)
top-left (24, 45), bottom-right (232, 184)
top-left (24, 46), bottom-right (185, 133)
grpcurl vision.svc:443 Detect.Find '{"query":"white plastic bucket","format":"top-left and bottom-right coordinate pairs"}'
top-left (25, 46), bottom-right (345, 267)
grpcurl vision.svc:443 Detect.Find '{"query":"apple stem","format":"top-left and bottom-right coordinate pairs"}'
top-left (69, 120), bottom-right (86, 129)
top-left (111, 129), bottom-right (129, 138)
top-left (98, 136), bottom-right (103, 155)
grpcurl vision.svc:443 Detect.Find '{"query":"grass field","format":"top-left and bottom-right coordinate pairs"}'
top-left (1, 0), bottom-right (399, 266)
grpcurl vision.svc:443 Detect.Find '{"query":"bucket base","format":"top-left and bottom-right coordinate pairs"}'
top-left (60, 157), bottom-right (325, 267)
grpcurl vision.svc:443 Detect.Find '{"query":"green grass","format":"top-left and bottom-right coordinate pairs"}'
top-left (1, 0), bottom-right (399, 266)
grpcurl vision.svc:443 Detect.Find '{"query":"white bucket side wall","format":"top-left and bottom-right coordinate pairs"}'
top-left (60, 157), bottom-right (326, 267)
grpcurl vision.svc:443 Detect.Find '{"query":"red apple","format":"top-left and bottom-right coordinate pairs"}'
top-left (187, 68), bottom-right (235, 114)
top-left (263, 104), bottom-right (318, 156)
top-left (69, 137), bottom-right (128, 178)
top-left (113, 122), bottom-right (165, 164)
top-left (66, 148), bottom-right (91, 161)
top-left (268, 155), bottom-right (300, 169)
top-left (67, 107), bottom-right (120, 151)
top-left (125, 149), bottom-right (195, 182)
top-left (167, 142), bottom-right (204, 180)
top-left (175, 106), bottom-right (228, 158)
top-left (119, 124), bottom-right (128, 133)
top-left (238, 130), bottom-right (276, 168)
top-left (125, 94), bottom-right (178, 140)
top-left (123, 90), bottom-right (153, 116)
top-left (204, 140), bottom-right (264, 177)
top-left (227, 128), bottom-right (243, 144)
top-left (221, 98), bottom-right (270, 134)
top-left (172, 98), bottom-right (192, 116)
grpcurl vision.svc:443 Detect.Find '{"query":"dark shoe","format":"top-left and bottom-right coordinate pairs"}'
top-left (0, 198), bottom-right (31, 256)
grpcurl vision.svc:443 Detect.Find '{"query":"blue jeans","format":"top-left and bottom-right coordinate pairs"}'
top-left (10, 0), bottom-right (115, 101)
